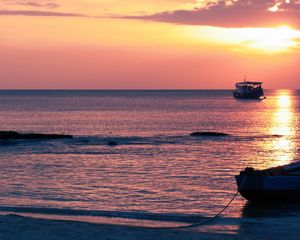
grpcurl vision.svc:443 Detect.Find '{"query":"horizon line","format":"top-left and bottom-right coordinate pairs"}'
top-left (0, 88), bottom-right (297, 91)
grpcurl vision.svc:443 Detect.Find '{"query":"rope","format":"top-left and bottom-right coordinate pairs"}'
top-left (155, 191), bottom-right (239, 230)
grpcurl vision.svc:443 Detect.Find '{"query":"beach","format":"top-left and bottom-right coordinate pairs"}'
top-left (2, 212), bottom-right (300, 240)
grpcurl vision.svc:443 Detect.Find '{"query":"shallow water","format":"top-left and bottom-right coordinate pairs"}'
top-left (0, 90), bottom-right (299, 225)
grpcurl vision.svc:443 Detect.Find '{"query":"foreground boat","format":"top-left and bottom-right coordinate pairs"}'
top-left (233, 81), bottom-right (265, 99)
top-left (236, 162), bottom-right (300, 202)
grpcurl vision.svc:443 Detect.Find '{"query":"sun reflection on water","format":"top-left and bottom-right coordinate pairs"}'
top-left (267, 90), bottom-right (297, 166)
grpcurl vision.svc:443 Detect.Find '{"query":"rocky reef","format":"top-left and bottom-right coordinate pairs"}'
top-left (0, 131), bottom-right (73, 140)
top-left (190, 132), bottom-right (229, 137)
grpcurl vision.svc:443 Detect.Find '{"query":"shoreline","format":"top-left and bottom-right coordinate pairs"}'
top-left (1, 213), bottom-right (300, 240)
top-left (0, 214), bottom-right (231, 240)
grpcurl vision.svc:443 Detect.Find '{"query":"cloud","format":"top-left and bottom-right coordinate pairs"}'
top-left (0, 9), bottom-right (87, 17)
top-left (2, 0), bottom-right (300, 29)
top-left (121, 0), bottom-right (300, 28)
top-left (0, 0), bottom-right (86, 17)
top-left (3, 0), bottom-right (59, 9)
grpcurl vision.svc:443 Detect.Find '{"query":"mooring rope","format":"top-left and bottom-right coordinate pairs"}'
top-left (155, 191), bottom-right (239, 230)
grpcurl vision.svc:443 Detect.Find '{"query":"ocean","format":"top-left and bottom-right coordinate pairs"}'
top-left (0, 90), bottom-right (299, 227)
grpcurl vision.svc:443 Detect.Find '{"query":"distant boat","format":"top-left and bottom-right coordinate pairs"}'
top-left (236, 162), bottom-right (300, 202)
top-left (233, 80), bottom-right (265, 99)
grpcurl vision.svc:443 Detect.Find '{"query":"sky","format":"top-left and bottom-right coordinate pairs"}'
top-left (1, 0), bottom-right (300, 89)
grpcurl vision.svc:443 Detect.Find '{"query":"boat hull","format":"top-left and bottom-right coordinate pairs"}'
top-left (236, 175), bottom-right (300, 202)
top-left (233, 90), bottom-right (264, 99)
top-left (233, 95), bottom-right (263, 100)
top-left (239, 189), bottom-right (300, 202)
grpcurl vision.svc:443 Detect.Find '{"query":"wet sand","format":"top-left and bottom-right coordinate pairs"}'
top-left (1, 213), bottom-right (300, 240)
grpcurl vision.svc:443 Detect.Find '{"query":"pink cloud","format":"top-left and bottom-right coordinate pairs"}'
top-left (1, 0), bottom-right (300, 29)
top-left (121, 0), bottom-right (300, 28)
top-left (3, 0), bottom-right (59, 9)
top-left (0, 9), bottom-right (87, 17)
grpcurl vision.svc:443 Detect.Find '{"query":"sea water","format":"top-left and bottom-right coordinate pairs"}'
top-left (0, 90), bottom-right (299, 226)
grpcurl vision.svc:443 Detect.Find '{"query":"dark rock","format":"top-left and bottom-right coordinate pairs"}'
top-left (107, 141), bottom-right (118, 146)
top-left (190, 132), bottom-right (230, 137)
top-left (0, 131), bottom-right (73, 140)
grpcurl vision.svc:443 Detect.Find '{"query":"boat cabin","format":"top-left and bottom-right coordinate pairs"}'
top-left (235, 81), bottom-right (262, 92)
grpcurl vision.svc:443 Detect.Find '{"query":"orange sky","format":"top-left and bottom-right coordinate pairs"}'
top-left (1, 0), bottom-right (300, 89)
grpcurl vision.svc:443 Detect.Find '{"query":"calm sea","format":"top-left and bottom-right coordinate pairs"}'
top-left (0, 90), bottom-right (299, 226)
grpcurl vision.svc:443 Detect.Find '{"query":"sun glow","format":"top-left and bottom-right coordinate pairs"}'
top-left (245, 26), bottom-right (300, 52)
top-left (268, 90), bottom-right (297, 165)
top-left (190, 26), bottom-right (300, 53)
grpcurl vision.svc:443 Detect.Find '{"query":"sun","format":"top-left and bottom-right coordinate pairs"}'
top-left (189, 25), bottom-right (300, 53)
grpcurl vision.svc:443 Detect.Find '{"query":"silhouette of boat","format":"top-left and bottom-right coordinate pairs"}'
top-left (236, 162), bottom-right (300, 202)
top-left (233, 80), bottom-right (265, 99)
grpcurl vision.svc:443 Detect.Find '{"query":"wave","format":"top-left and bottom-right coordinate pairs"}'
top-left (229, 134), bottom-right (295, 142)
top-left (78, 133), bottom-right (296, 145)
top-left (0, 206), bottom-right (206, 224)
top-left (77, 136), bottom-right (184, 146)
top-left (0, 133), bottom-right (294, 155)
top-left (0, 133), bottom-right (292, 148)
